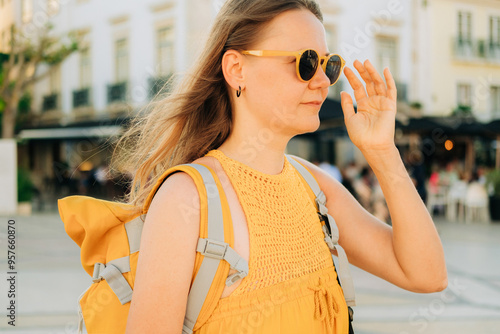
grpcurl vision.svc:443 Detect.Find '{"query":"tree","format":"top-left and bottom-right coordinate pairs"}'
top-left (0, 23), bottom-right (79, 138)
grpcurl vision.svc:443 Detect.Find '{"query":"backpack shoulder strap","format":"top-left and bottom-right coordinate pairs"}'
top-left (285, 155), bottom-right (356, 307)
top-left (142, 163), bottom-right (248, 334)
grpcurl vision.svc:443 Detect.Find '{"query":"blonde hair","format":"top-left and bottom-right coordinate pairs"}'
top-left (111, 0), bottom-right (323, 209)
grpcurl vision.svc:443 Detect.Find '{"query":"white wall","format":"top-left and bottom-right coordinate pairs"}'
top-left (0, 139), bottom-right (17, 215)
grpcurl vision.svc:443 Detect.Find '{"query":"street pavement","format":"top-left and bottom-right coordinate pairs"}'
top-left (0, 210), bottom-right (499, 334)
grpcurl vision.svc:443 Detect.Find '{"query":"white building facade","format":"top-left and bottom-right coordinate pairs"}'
top-left (2, 0), bottom-right (414, 199)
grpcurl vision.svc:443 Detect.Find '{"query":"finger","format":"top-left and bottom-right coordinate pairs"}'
top-left (384, 67), bottom-right (397, 102)
top-left (364, 59), bottom-right (387, 96)
top-left (353, 60), bottom-right (377, 97)
top-left (343, 66), bottom-right (367, 102)
top-left (340, 91), bottom-right (356, 120)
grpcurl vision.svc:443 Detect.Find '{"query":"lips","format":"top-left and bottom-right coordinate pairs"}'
top-left (302, 101), bottom-right (322, 106)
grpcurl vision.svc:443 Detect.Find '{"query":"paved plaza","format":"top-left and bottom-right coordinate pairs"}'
top-left (0, 211), bottom-right (499, 333)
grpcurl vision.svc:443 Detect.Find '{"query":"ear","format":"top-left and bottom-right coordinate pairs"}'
top-left (221, 50), bottom-right (245, 92)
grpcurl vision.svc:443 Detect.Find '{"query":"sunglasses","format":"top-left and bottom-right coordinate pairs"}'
top-left (241, 49), bottom-right (345, 86)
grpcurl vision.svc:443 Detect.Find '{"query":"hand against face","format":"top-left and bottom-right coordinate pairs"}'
top-left (340, 59), bottom-right (397, 154)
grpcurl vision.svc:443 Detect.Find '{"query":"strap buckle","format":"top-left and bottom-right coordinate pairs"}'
top-left (322, 225), bottom-right (335, 249)
top-left (92, 263), bottom-right (105, 283)
top-left (199, 239), bottom-right (228, 260)
top-left (225, 270), bottom-right (248, 287)
top-left (348, 306), bottom-right (354, 322)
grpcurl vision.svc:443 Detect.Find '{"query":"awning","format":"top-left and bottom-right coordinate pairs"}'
top-left (17, 125), bottom-right (123, 140)
top-left (396, 117), bottom-right (500, 136)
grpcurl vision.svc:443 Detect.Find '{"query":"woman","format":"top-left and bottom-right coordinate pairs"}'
top-left (121, 0), bottom-right (447, 333)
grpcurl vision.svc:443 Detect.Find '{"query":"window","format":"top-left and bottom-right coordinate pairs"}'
top-left (376, 36), bottom-right (398, 79)
top-left (22, 0), bottom-right (33, 23)
top-left (156, 26), bottom-right (175, 76)
top-left (115, 38), bottom-right (128, 82)
top-left (491, 86), bottom-right (500, 117)
top-left (50, 65), bottom-right (61, 93)
top-left (490, 16), bottom-right (500, 46)
top-left (47, 0), bottom-right (59, 16)
top-left (457, 83), bottom-right (472, 107)
top-left (80, 46), bottom-right (91, 88)
top-left (458, 11), bottom-right (472, 43)
top-left (42, 65), bottom-right (61, 111)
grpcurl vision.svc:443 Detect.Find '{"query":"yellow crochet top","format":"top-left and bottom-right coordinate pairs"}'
top-left (205, 149), bottom-right (334, 295)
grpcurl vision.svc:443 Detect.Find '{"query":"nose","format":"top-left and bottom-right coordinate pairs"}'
top-left (309, 61), bottom-right (330, 89)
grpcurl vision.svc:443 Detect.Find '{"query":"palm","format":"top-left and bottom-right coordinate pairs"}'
top-left (340, 60), bottom-right (397, 153)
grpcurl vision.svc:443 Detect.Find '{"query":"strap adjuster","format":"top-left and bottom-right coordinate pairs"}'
top-left (198, 239), bottom-right (228, 260)
top-left (322, 225), bottom-right (335, 249)
top-left (348, 306), bottom-right (354, 322)
top-left (92, 263), bottom-right (105, 283)
top-left (226, 270), bottom-right (248, 287)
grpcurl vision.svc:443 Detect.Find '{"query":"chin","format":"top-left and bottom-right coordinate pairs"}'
top-left (295, 115), bottom-right (321, 135)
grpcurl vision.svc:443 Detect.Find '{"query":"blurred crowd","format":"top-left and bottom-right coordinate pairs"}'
top-left (315, 151), bottom-right (497, 225)
top-left (36, 152), bottom-right (495, 222)
top-left (314, 159), bottom-right (391, 224)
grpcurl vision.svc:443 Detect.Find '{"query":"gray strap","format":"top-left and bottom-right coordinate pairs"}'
top-left (179, 163), bottom-right (245, 334)
top-left (92, 256), bottom-right (131, 283)
top-left (331, 246), bottom-right (356, 306)
top-left (100, 264), bottom-right (133, 305)
top-left (92, 256), bottom-right (133, 304)
top-left (182, 325), bottom-right (193, 334)
top-left (125, 216), bottom-right (144, 253)
top-left (285, 155), bottom-right (356, 307)
top-left (196, 238), bottom-right (249, 286)
top-left (286, 155), bottom-right (321, 195)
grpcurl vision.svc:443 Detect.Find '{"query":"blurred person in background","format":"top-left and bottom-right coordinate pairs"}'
top-left (319, 159), bottom-right (343, 182)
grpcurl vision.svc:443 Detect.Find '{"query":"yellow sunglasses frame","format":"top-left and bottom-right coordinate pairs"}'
top-left (241, 49), bottom-right (345, 86)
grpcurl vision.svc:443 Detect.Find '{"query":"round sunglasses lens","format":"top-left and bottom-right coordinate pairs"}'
top-left (299, 50), bottom-right (319, 81)
top-left (325, 55), bottom-right (342, 85)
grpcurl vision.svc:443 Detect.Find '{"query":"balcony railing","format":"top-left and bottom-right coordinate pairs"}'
top-left (73, 87), bottom-right (91, 108)
top-left (452, 104), bottom-right (473, 116)
top-left (107, 82), bottom-right (127, 104)
top-left (453, 37), bottom-right (500, 61)
top-left (149, 74), bottom-right (173, 98)
top-left (42, 93), bottom-right (59, 112)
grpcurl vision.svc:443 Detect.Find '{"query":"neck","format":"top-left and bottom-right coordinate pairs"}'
top-left (217, 119), bottom-right (291, 176)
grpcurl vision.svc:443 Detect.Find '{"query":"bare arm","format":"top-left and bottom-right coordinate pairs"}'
top-left (291, 154), bottom-right (447, 293)
top-left (126, 172), bottom-right (200, 333)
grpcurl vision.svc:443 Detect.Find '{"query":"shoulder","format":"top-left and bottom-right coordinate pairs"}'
top-left (148, 156), bottom-right (222, 216)
top-left (150, 169), bottom-right (200, 212)
top-left (287, 154), bottom-right (345, 196)
top-left (127, 166), bottom-right (202, 332)
top-left (287, 154), bottom-right (334, 182)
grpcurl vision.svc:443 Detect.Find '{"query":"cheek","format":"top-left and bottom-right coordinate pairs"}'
top-left (249, 63), bottom-right (303, 105)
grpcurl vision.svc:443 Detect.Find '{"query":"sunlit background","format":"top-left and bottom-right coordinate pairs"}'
top-left (0, 0), bottom-right (500, 333)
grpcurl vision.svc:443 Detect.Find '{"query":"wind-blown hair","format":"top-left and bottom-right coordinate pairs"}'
top-left (111, 0), bottom-right (323, 209)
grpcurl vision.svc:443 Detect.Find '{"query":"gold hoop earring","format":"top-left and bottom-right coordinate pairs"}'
top-left (236, 86), bottom-right (241, 98)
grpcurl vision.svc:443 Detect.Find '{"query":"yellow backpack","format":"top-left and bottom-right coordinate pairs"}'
top-left (58, 163), bottom-right (249, 334)
top-left (58, 158), bottom-right (355, 334)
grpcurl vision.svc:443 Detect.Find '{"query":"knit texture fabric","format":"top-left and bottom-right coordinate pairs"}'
top-left (204, 149), bottom-right (334, 295)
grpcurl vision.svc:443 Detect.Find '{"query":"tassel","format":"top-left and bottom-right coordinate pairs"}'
top-left (309, 277), bottom-right (340, 333)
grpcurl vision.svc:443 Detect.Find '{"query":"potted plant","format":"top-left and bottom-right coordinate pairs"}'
top-left (486, 169), bottom-right (500, 222)
top-left (17, 168), bottom-right (34, 215)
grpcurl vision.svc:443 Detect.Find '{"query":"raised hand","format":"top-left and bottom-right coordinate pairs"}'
top-left (340, 59), bottom-right (398, 155)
